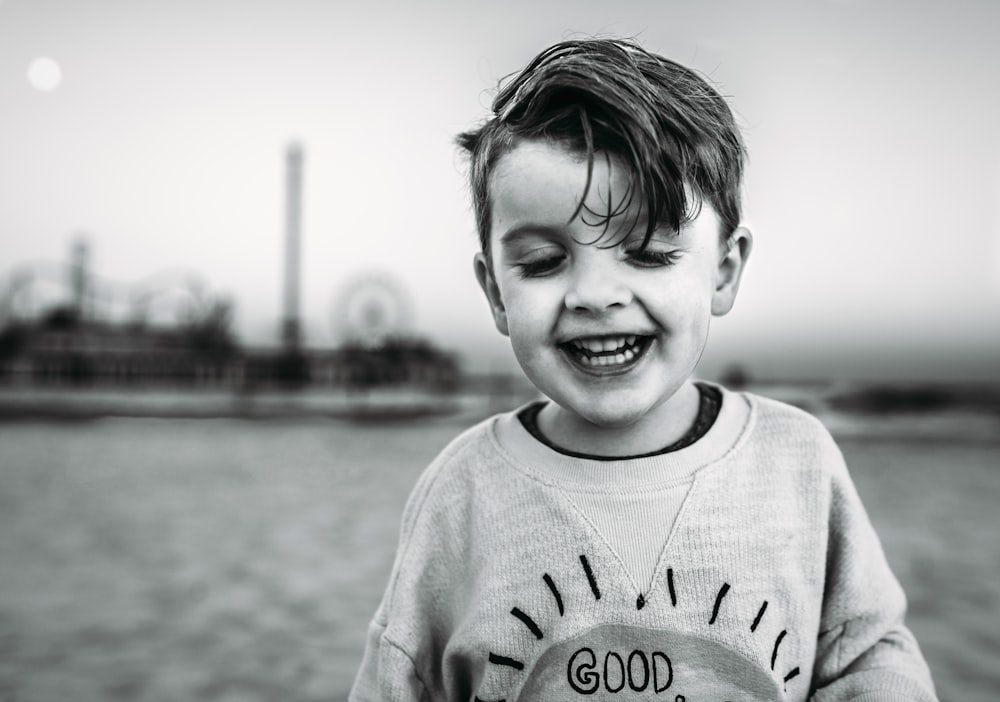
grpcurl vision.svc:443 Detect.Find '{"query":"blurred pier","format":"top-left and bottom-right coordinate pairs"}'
top-left (0, 303), bottom-right (540, 421)
top-left (1, 242), bottom-right (997, 434)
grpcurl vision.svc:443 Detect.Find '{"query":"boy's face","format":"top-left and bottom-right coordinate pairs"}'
top-left (475, 139), bottom-right (752, 448)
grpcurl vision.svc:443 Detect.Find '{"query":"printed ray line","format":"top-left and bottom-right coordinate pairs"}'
top-left (510, 607), bottom-right (544, 640)
top-left (488, 652), bottom-right (525, 671)
top-left (666, 568), bottom-right (677, 607)
top-left (474, 697), bottom-right (506, 702)
top-left (543, 573), bottom-right (564, 616)
top-left (784, 667), bottom-right (801, 684)
top-left (771, 629), bottom-right (788, 670)
top-left (709, 582), bottom-right (731, 625)
top-left (751, 600), bottom-right (769, 632)
top-left (579, 554), bottom-right (601, 600)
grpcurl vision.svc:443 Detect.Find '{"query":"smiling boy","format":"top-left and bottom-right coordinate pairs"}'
top-left (350, 39), bottom-right (937, 701)
top-left (475, 140), bottom-right (747, 457)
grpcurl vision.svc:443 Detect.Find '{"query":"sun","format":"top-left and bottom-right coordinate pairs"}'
top-left (474, 553), bottom-right (800, 701)
top-left (27, 57), bottom-right (63, 92)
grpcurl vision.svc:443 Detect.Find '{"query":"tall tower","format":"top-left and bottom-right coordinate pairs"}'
top-left (70, 238), bottom-right (90, 323)
top-left (282, 142), bottom-right (304, 350)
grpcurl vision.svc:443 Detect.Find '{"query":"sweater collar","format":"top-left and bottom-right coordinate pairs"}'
top-left (490, 383), bottom-right (753, 490)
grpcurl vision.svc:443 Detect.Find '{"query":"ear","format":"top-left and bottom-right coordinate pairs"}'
top-left (711, 226), bottom-right (753, 316)
top-left (474, 252), bottom-right (509, 336)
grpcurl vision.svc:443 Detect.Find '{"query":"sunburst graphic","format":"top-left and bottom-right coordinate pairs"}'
top-left (475, 554), bottom-right (800, 702)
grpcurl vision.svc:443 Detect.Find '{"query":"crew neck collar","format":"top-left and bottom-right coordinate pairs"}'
top-left (490, 383), bottom-right (753, 490)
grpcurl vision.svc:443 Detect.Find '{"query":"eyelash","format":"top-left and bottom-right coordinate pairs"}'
top-left (626, 248), bottom-right (682, 268)
top-left (513, 249), bottom-right (681, 278)
top-left (515, 255), bottom-right (566, 278)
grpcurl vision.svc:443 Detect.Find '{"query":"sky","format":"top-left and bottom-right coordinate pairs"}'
top-left (1, 0), bottom-right (998, 381)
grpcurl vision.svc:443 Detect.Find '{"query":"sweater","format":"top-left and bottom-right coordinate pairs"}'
top-left (349, 387), bottom-right (937, 702)
top-left (513, 381), bottom-right (722, 592)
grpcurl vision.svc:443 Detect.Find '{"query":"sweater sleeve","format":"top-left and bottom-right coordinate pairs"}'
top-left (348, 424), bottom-right (478, 702)
top-left (810, 447), bottom-right (937, 702)
top-left (349, 616), bottom-right (430, 702)
top-left (349, 486), bottom-right (436, 702)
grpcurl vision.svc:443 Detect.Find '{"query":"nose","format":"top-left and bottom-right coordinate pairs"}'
top-left (563, 256), bottom-right (634, 313)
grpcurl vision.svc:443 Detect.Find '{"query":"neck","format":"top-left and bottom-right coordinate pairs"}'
top-left (537, 381), bottom-right (701, 458)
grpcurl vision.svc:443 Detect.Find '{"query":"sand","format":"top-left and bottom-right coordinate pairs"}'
top-left (0, 414), bottom-right (997, 701)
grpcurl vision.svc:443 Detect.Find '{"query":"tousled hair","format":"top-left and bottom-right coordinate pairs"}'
top-left (456, 38), bottom-right (746, 256)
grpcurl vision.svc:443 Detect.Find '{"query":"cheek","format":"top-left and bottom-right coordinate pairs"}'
top-left (641, 275), bottom-right (714, 325)
top-left (498, 285), bottom-right (559, 362)
top-left (499, 278), bottom-right (558, 321)
top-left (506, 313), bottom-right (547, 359)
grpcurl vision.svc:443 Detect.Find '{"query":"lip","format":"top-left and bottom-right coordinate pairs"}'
top-left (558, 335), bottom-right (655, 376)
top-left (556, 329), bottom-right (657, 345)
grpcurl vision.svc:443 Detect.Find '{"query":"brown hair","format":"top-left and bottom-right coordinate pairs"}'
top-left (457, 38), bottom-right (746, 256)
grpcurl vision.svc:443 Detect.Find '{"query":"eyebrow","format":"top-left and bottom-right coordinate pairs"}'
top-left (497, 224), bottom-right (566, 245)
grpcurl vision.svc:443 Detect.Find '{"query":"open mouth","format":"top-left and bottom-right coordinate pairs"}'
top-left (559, 334), bottom-right (654, 372)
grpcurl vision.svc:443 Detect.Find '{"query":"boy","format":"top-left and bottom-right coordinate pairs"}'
top-left (350, 39), bottom-right (937, 701)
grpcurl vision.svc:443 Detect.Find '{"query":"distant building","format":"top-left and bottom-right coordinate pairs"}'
top-left (0, 302), bottom-right (238, 387)
top-left (1, 143), bottom-right (460, 394)
top-left (0, 302), bottom-right (459, 392)
top-left (0, 289), bottom-right (459, 393)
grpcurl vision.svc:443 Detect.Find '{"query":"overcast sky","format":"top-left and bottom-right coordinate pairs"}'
top-left (1, 0), bottom-right (998, 381)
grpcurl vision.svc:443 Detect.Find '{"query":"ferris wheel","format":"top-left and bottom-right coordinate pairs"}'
top-left (332, 271), bottom-right (413, 346)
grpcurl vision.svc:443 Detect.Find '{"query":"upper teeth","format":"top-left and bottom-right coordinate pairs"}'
top-left (571, 335), bottom-right (637, 353)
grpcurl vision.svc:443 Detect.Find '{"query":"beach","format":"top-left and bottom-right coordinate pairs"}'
top-left (1, 408), bottom-right (998, 701)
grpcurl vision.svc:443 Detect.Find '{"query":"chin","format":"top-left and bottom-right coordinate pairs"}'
top-left (559, 395), bottom-right (659, 430)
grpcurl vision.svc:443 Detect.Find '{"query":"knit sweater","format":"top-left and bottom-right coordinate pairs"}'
top-left (350, 387), bottom-right (937, 702)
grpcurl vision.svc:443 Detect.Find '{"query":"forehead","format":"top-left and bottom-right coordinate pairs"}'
top-left (488, 139), bottom-right (721, 251)
top-left (489, 140), bottom-right (632, 232)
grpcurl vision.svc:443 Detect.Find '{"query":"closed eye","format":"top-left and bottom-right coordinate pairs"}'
top-left (626, 248), bottom-right (682, 268)
top-left (513, 253), bottom-right (566, 278)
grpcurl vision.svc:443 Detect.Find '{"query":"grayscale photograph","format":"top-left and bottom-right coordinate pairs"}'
top-left (1, 1), bottom-right (998, 701)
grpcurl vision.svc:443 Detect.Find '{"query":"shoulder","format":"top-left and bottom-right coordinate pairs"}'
top-left (739, 388), bottom-right (838, 446)
top-left (713, 384), bottom-right (847, 478)
top-left (392, 409), bottom-right (542, 551)
top-left (378, 411), bottom-right (541, 637)
top-left (736, 387), bottom-right (827, 431)
top-left (398, 413), bottom-right (505, 522)
top-left (711, 386), bottom-right (866, 539)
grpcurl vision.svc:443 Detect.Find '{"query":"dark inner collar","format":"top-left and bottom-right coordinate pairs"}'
top-left (516, 382), bottom-right (722, 462)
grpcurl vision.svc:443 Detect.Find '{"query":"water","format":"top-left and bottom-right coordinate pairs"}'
top-left (0, 415), bottom-right (998, 701)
